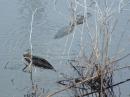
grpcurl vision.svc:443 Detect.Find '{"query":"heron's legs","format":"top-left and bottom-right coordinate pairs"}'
top-left (22, 63), bottom-right (29, 72)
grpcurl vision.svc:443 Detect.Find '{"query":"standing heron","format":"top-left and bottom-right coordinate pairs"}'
top-left (23, 52), bottom-right (56, 72)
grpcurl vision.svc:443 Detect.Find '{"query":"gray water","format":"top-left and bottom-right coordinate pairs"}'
top-left (0, 0), bottom-right (130, 97)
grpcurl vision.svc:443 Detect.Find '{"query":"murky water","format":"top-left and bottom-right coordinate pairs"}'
top-left (0, 0), bottom-right (130, 97)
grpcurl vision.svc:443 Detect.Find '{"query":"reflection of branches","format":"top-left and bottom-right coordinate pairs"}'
top-left (57, 63), bottom-right (130, 85)
top-left (70, 62), bottom-right (82, 76)
top-left (110, 53), bottom-right (130, 65)
top-left (47, 75), bottom-right (98, 97)
top-left (79, 77), bottom-right (130, 97)
top-left (19, 0), bottom-right (46, 26)
top-left (24, 84), bottom-right (45, 97)
top-left (53, 74), bottom-right (127, 97)
top-left (119, 0), bottom-right (130, 13)
top-left (50, 62), bottom-right (130, 97)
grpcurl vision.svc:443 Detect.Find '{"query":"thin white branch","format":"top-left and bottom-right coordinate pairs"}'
top-left (29, 8), bottom-right (38, 69)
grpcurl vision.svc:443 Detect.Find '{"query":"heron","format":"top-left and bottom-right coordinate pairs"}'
top-left (23, 52), bottom-right (56, 72)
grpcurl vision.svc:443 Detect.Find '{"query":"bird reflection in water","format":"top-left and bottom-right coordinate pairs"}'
top-left (54, 13), bottom-right (91, 39)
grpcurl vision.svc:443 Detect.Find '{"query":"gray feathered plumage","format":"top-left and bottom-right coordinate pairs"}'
top-left (23, 52), bottom-right (56, 72)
